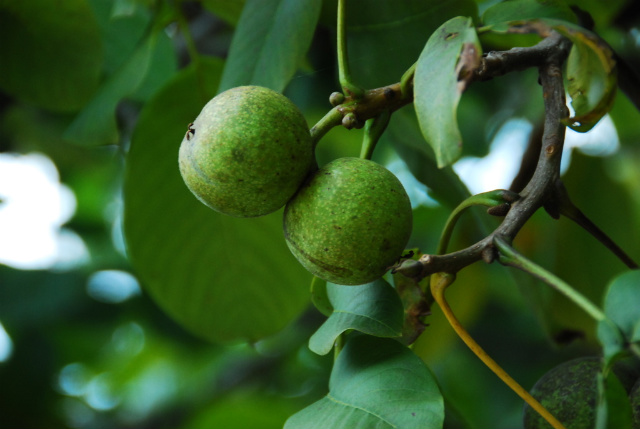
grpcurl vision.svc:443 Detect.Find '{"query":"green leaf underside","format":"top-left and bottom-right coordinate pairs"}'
top-left (603, 271), bottom-right (640, 341)
top-left (123, 58), bottom-right (310, 343)
top-left (285, 335), bottom-right (444, 429)
top-left (481, 0), bottom-right (577, 27)
top-left (64, 33), bottom-right (158, 146)
top-left (563, 26), bottom-right (617, 132)
top-left (0, 0), bottom-right (103, 111)
top-left (493, 19), bottom-right (617, 132)
top-left (309, 279), bottom-right (404, 355)
top-left (414, 16), bottom-right (481, 168)
top-left (218, 0), bottom-right (322, 93)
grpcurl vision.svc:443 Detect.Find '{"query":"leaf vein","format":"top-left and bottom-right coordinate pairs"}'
top-left (326, 393), bottom-right (397, 428)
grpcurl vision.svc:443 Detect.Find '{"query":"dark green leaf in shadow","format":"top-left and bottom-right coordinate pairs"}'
top-left (64, 34), bottom-right (158, 146)
top-left (603, 270), bottom-right (640, 342)
top-left (218, 0), bottom-right (322, 92)
top-left (308, 279), bottom-right (404, 355)
top-left (286, 335), bottom-right (444, 429)
top-left (201, 0), bottom-right (246, 26)
top-left (123, 58), bottom-right (311, 343)
top-left (481, 0), bottom-right (577, 27)
top-left (0, 0), bottom-right (103, 111)
top-left (337, 0), bottom-right (478, 89)
top-left (414, 16), bottom-right (482, 168)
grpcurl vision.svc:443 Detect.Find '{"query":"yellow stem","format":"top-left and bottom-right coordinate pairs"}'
top-left (430, 273), bottom-right (567, 429)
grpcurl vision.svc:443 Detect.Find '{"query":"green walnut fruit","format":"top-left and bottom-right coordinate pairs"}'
top-left (524, 356), bottom-right (601, 429)
top-left (179, 85), bottom-right (314, 217)
top-left (632, 379), bottom-right (640, 429)
top-left (283, 157), bottom-right (412, 285)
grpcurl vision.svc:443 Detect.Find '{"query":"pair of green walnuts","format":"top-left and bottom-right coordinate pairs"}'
top-left (178, 85), bottom-right (412, 286)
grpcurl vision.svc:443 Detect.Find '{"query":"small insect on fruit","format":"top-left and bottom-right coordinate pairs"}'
top-left (185, 122), bottom-right (195, 141)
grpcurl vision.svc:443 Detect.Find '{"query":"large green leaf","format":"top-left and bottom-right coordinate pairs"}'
top-left (285, 335), bottom-right (444, 429)
top-left (218, 0), bottom-right (322, 92)
top-left (123, 58), bottom-right (311, 343)
top-left (308, 279), bottom-right (404, 355)
top-left (330, 0), bottom-right (478, 90)
top-left (414, 16), bottom-right (482, 168)
top-left (481, 0), bottom-right (576, 26)
top-left (602, 270), bottom-right (640, 342)
top-left (64, 33), bottom-right (159, 146)
top-left (0, 0), bottom-right (103, 111)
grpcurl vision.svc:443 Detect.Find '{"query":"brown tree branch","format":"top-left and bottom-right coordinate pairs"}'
top-left (410, 33), bottom-right (573, 278)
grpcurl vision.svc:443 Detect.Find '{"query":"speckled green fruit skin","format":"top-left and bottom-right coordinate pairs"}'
top-left (283, 157), bottom-right (412, 285)
top-left (179, 85), bottom-right (313, 217)
top-left (632, 379), bottom-right (640, 429)
top-left (524, 356), bottom-right (600, 429)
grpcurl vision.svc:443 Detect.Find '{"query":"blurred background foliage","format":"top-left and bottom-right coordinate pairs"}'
top-left (0, 0), bottom-right (639, 428)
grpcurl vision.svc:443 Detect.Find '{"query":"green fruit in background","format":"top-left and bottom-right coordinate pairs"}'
top-left (179, 85), bottom-right (314, 217)
top-left (283, 157), bottom-right (413, 285)
top-left (524, 356), bottom-right (601, 429)
top-left (632, 379), bottom-right (640, 429)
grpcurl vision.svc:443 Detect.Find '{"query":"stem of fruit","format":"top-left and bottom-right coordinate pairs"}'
top-left (430, 272), bottom-right (568, 429)
top-left (494, 236), bottom-right (608, 322)
top-left (310, 107), bottom-right (343, 150)
top-left (437, 190), bottom-right (519, 255)
top-left (336, 0), bottom-right (363, 99)
top-left (360, 111), bottom-right (391, 160)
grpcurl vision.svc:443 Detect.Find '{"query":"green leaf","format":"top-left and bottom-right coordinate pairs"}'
top-left (184, 391), bottom-right (297, 429)
top-left (0, 0), bottom-right (103, 111)
top-left (123, 58), bottom-right (311, 343)
top-left (88, 0), bottom-right (151, 74)
top-left (308, 279), bottom-right (404, 355)
top-left (493, 19), bottom-right (617, 132)
top-left (603, 270), bottom-right (640, 341)
top-left (595, 370), bottom-right (634, 429)
top-left (414, 16), bottom-right (482, 168)
top-left (562, 25), bottom-right (617, 132)
top-left (387, 107), bottom-right (471, 209)
top-left (64, 34), bottom-right (158, 146)
top-left (481, 0), bottom-right (577, 27)
top-left (335, 0), bottom-right (478, 89)
top-left (311, 276), bottom-right (333, 317)
top-left (218, 0), bottom-right (322, 93)
top-left (285, 335), bottom-right (444, 429)
top-left (201, 0), bottom-right (246, 25)
top-left (597, 319), bottom-right (626, 363)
